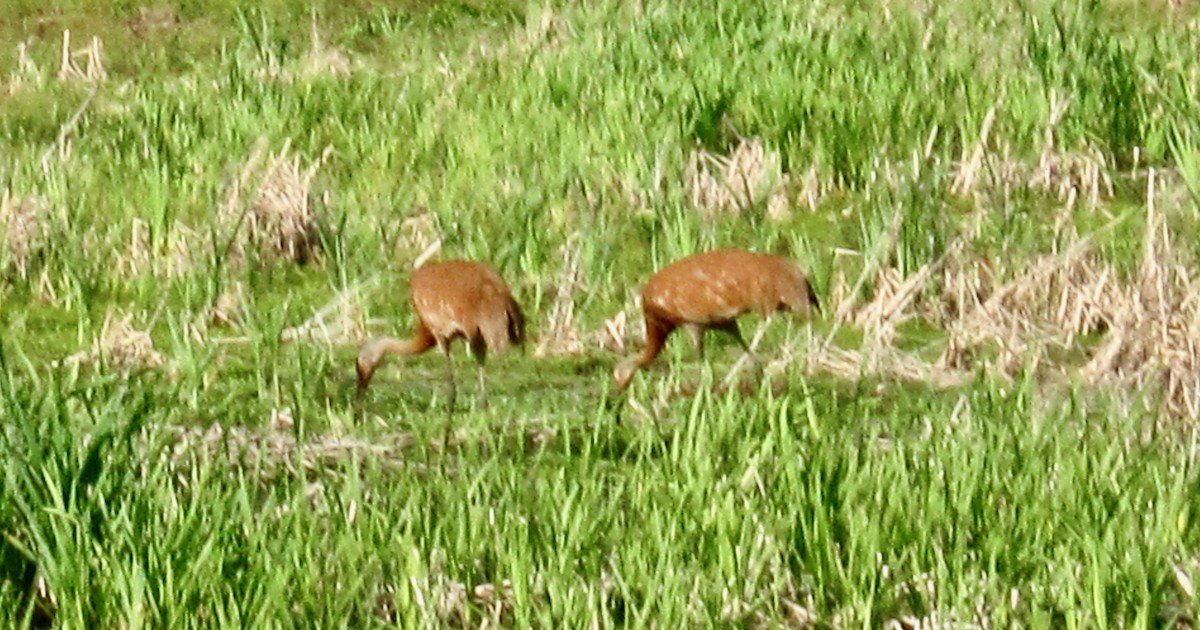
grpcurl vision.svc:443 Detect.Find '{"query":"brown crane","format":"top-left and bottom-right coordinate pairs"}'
top-left (356, 260), bottom-right (526, 411)
top-left (613, 248), bottom-right (820, 391)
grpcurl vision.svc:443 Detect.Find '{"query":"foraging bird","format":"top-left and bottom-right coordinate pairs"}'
top-left (613, 248), bottom-right (820, 391)
top-left (356, 260), bottom-right (526, 410)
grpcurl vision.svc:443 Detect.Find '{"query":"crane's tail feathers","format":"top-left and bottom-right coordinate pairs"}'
top-left (507, 297), bottom-right (527, 347)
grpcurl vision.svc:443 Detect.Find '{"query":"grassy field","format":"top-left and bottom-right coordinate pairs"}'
top-left (4, 0), bottom-right (1200, 626)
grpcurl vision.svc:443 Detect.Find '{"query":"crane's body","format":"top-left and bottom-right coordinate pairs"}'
top-left (614, 249), bottom-right (820, 391)
top-left (356, 260), bottom-right (525, 410)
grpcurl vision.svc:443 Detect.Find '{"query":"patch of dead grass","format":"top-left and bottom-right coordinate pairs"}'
top-left (685, 137), bottom-right (795, 221)
top-left (0, 189), bottom-right (51, 280)
top-left (805, 336), bottom-right (973, 389)
top-left (58, 309), bottom-right (168, 373)
top-left (280, 285), bottom-right (367, 345)
top-left (535, 232), bottom-right (586, 357)
top-left (595, 301), bottom-right (636, 354)
top-left (56, 29), bottom-right (106, 83)
top-left (949, 93), bottom-right (1114, 206)
top-left (826, 183), bottom-right (1200, 422)
top-left (944, 246), bottom-right (1122, 364)
top-left (116, 219), bottom-right (202, 279)
top-left (218, 137), bottom-right (332, 266)
top-left (4, 41), bottom-right (45, 94)
top-left (394, 205), bottom-right (442, 261)
top-left (209, 281), bottom-right (247, 329)
top-left (922, 241), bottom-right (1123, 381)
top-left (1082, 168), bottom-right (1200, 419)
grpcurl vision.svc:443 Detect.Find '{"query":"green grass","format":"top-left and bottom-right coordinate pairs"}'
top-left (4, 0), bottom-right (1200, 625)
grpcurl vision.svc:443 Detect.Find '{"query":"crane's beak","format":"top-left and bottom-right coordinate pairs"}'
top-left (355, 361), bottom-right (373, 403)
top-left (603, 366), bottom-right (630, 414)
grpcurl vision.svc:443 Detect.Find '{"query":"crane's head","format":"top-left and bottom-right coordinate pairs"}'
top-left (612, 355), bottom-right (639, 392)
top-left (776, 262), bottom-right (821, 317)
top-left (355, 338), bottom-right (388, 401)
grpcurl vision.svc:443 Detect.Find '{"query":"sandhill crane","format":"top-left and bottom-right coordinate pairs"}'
top-left (356, 260), bottom-right (526, 411)
top-left (613, 248), bottom-right (820, 391)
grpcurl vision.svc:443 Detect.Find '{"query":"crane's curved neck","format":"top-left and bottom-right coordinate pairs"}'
top-left (614, 333), bottom-right (668, 391)
top-left (356, 335), bottom-right (435, 400)
top-left (363, 336), bottom-right (423, 358)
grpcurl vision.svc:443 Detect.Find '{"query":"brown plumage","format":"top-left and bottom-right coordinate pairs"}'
top-left (613, 248), bottom-right (820, 391)
top-left (356, 260), bottom-right (525, 410)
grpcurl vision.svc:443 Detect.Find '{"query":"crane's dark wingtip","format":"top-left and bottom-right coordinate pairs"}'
top-left (806, 280), bottom-right (822, 314)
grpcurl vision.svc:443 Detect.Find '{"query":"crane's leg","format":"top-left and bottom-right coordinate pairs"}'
top-left (470, 337), bottom-right (489, 410)
top-left (714, 320), bottom-right (763, 378)
top-left (685, 324), bottom-right (706, 359)
top-left (439, 341), bottom-right (457, 412)
top-left (612, 311), bottom-right (675, 394)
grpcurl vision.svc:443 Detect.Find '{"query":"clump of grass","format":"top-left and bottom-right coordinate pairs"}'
top-left (218, 137), bottom-right (331, 266)
top-left (127, 6), bottom-right (180, 38)
top-left (255, 14), bottom-right (352, 83)
top-left (939, 244), bottom-right (1122, 375)
top-left (947, 95), bottom-right (1115, 207)
top-left (535, 232), bottom-right (585, 357)
top-left (4, 42), bottom-right (44, 93)
top-left (279, 284), bottom-right (367, 345)
top-left (685, 137), bottom-right (792, 221)
top-left (54, 29), bottom-right (106, 83)
top-left (924, 249), bottom-right (996, 324)
top-left (1085, 169), bottom-right (1200, 419)
top-left (393, 206), bottom-right (442, 264)
top-left (115, 219), bottom-right (201, 279)
top-left (595, 300), bottom-right (635, 353)
top-left (1030, 141), bottom-right (1114, 207)
top-left (155, 422), bottom-right (423, 479)
top-left (208, 281), bottom-right (247, 328)
top-left (847, 264), bottom-right (925, 346)
top-left (948, 103), bottom-right (1000, 199)
top-left (0, 189), bottom-right (50, 281)
top-left (804, 334), bottom-right (974, 390)
top-left (57, 309), bottom-right (166, 373)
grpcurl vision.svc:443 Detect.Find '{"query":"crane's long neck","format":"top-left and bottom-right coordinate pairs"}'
top-left (613, 325), bottom-right (670, 391)
top-left (365, 335), bottom-right (429, 358)
top-left (356, 334), bottom-right (435, 399)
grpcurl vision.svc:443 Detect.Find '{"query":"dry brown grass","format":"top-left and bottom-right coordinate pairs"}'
top-left (218, 137), bottom-right (332, 266)
top-left (301, 18), bottom-right (352, 79)
top-left (949, 104), bottom-right (1000, 198)
top-left (535, 233), bottom-right (587, 357)
top-left (1082, 169), bottom-right (1200, 419)
top-left (919, 238), bottom-right (1123, 381)
top-left (280, 285), bottom-right (368, 345)
top-left (959, 250), bottom-right (1118, 338)
top-left (4, 41), bottom-right (45, 95)
top-left (392, 205), bottom-right (442, 262)
top-left (154, 422), bottom-right (423, 479)
top-left (0, 189), bottom-right (51, 280)
top-left (56, 29), bottom-right (107, 83)
top-left (817, 194), bottom-right (1123, 392)
top-left (58, 309), bottom-right (168, 373)
top-left (209, 282), bottom-right (248, 329)
top-left (595, 297), bottom-right (638, 354)
top-left (116, 219), bottom-right (202, 279)
top-left (949, 93), bottom-right (1114, 206)
top-left (837, 164), bottom-right (1200, 421)
top-left (685, 138), bottom-right (795, 221)
top-left (150, 418), bottom-right (559, 484)
top-left (805, 336), bottom-right (974, 390)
